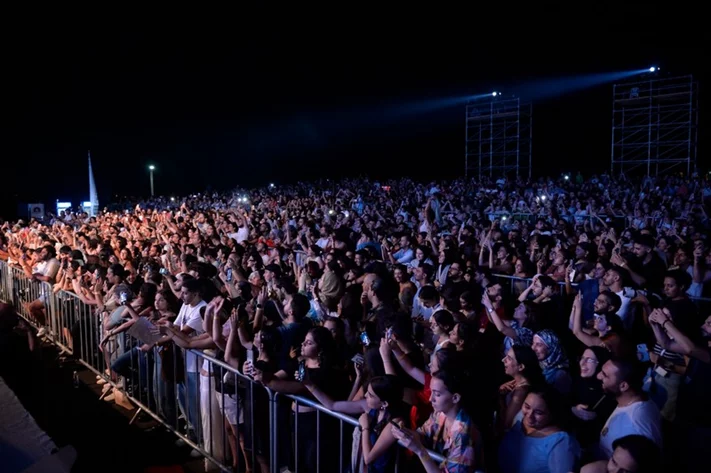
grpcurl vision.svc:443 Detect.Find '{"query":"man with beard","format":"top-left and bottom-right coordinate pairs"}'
top-left (649, 308), bottom-right (711, 471)
top-left (596, 357), bottom-right (662, 460)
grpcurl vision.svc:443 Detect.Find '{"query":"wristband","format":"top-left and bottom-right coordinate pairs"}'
top-left (662, 319), bottom-right (672, 330)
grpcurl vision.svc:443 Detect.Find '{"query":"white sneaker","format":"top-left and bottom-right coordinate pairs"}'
top-left (189, 448), bottom-right (202, 458)
top-left (37, 328), bottom-right (47, 337)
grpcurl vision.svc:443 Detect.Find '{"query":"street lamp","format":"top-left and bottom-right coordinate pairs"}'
top-left (148, 165), bottom-right (155, 197)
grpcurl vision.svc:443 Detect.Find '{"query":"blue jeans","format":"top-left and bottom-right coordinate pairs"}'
top-left (177, 371), bottom-right (201, 443)
top-left (153, 347), bottom-right (177, 426)
top-left (111, 346), bottom-right (150, 390)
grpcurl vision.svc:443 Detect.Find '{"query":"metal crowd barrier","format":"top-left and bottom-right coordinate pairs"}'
top-left (489, 272), bottom-right (573, 298)
top-left (0, 260), bottom-right (446, 473)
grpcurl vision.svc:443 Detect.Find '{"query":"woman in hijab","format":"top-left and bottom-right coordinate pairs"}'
top-left (531, 329), bottom-right (572, 396)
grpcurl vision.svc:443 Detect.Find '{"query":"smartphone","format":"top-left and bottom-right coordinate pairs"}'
top-left (385, 327), bottom-right (393, 340)
top-left (359, 332), bottom-right (371, 347)
top-left (159, 267), bottom-right (168, 275)
top-left (226, 267), bottom-right (233, 282)
top-left (246, 349), bottom-right (254, 363)
top-left (637, 344), bottom-right (650, 363)
top-left (351, 354), bottom-right (364, 366)
top-left (119, 292), bottom-right (128, 305)
top-left (297, 360), bottom-right (306, 381)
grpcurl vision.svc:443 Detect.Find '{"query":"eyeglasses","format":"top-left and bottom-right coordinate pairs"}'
top-left (579, 357), bottom-right (598, 365)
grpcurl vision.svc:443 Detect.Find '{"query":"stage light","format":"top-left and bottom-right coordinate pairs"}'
top-left (492, 91), bottom-right (498, 97)
top-left (649, 67), bottom-right (656, 72)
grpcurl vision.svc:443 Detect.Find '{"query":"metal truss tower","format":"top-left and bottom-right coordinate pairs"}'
top-left (611, 75), bottom-right (698, 176)
top-left (465, 97), bottom-right (532, 179)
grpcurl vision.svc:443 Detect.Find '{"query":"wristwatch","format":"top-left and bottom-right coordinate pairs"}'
top-left (256, 303), bottom-right (263, 309)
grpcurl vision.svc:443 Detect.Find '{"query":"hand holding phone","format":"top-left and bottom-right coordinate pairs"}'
top-left (637, 344), bottom-right (650, 362)
top-left (296, 360), bottom-right (306, 382)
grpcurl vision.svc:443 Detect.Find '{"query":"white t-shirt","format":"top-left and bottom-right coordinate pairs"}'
top-left (35, 258), bottom-right (60, 281)
top-left (236, 226), bottom-right (249, 244)
top-left (316, 237), bottom-right (330, 249)
top-left (599, 399), bottom-right (662, 459)
top-left (615, 288), bottom-right (634, 329)
top-left (202, 322), bottom-right (231, 373)
top-left (174, 300), bottom-right (208, 373)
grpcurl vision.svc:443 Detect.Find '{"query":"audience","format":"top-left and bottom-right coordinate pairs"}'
top-left (0, 172), bottom-right (710, 472)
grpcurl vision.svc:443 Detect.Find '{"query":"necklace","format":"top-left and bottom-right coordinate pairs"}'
top-left (618, 395), bottom-right (641, 408)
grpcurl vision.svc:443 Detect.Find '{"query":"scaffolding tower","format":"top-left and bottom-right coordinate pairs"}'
top-left (465, 97), bottom-right (532, 179)
top-left (611, 75), bottom-right (698, 176)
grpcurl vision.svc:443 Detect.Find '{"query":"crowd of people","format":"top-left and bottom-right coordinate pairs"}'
top-left (1, 172), bottom-right (710, 473)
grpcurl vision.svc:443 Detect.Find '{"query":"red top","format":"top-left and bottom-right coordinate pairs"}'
top-left (410, 372), bottom-right (433, 428)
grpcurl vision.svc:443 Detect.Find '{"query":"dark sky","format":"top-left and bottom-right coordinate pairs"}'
top-left (6, 17), bottom-right (706, 219)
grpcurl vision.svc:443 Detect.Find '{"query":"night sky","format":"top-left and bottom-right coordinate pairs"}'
top-left (6, 18), bottom-right (706, 219)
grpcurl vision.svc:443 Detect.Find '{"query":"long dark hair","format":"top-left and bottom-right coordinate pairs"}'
top-left (308, 326), bottom-right (338, 369)
top-left (512, 344), bottom-right (546, 389)
top-left (368, 375), bottom-right (405, 435)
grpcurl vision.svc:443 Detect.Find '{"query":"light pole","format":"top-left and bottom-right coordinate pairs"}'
top-left (148, 165), bottom-right (155, 197)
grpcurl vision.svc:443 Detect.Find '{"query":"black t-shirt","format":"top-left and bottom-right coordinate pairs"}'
top-left (677, 346), bottom-right (711, 427)
top-left (637, 253), bottom-right (666, 294)
top-left (277, 322), bottom-right (307, 372)
top-left (303, 364), bottom-right (350, 403)
top-left (664, 297), bottom-right (701, 341)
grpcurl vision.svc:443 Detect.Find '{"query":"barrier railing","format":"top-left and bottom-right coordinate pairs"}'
top-left (489, 272), bottom-right (573, 297)
top-left (0, 260), bottom-right (447, 473)
top-left (490, 272), bottom-right (711, 311)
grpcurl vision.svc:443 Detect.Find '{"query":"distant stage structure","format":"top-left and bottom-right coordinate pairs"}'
top-left (611, 74), bottom-right (698, 176)
top-left (465, 95), bottom-right (532, 179)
